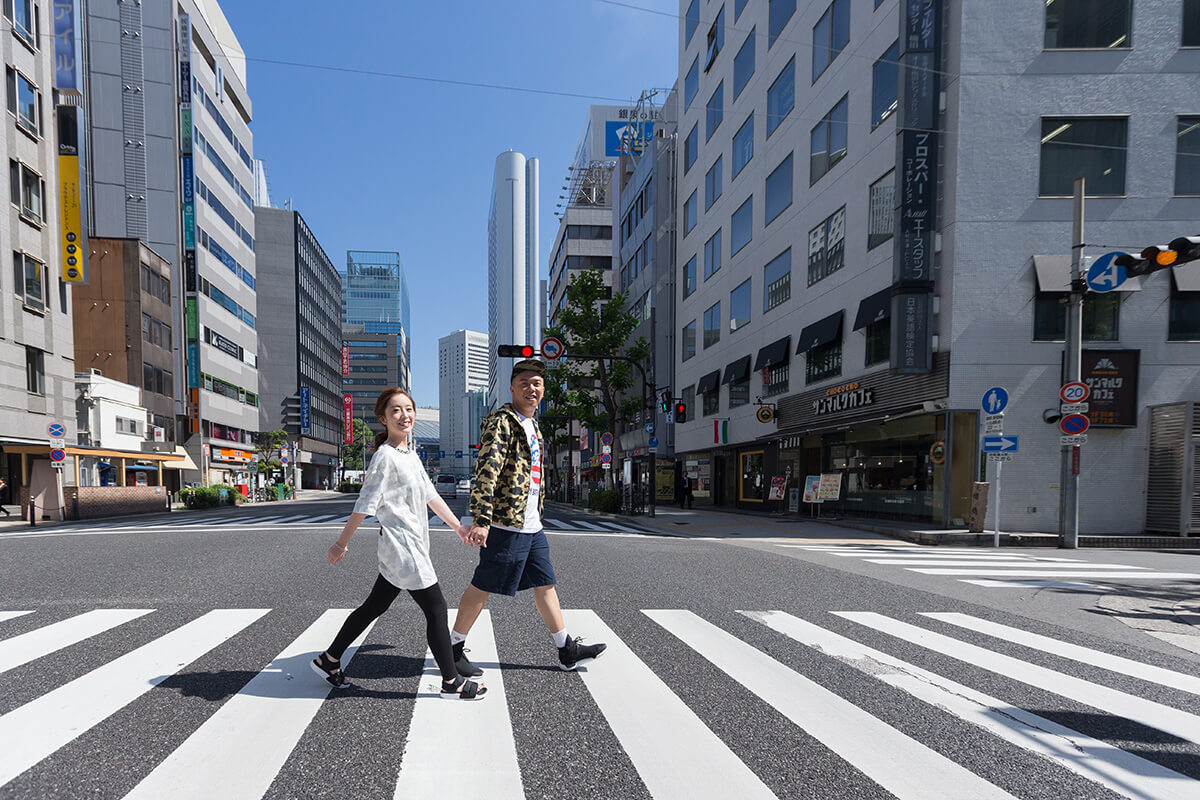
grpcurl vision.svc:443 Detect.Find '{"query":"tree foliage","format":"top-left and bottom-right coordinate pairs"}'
top-left (340, 418), bottom-right (374, 470)
top-left (254, 429), bottom-right (288, 470)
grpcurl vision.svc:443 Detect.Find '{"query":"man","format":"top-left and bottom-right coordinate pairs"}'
top-left (452, 358), bottom-right (606, 675)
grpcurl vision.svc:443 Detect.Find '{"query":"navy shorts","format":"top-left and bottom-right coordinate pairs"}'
top-left (470, 527), bottom-right (557, 597)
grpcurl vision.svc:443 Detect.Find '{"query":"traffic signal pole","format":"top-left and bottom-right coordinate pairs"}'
top-left (1059, 178), bottom-right (1084, 549)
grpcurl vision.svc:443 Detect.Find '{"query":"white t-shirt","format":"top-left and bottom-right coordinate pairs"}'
top-left (515, 411), bottom-right (542, 533)
top-left (353, 443), bottom-right (439, 590)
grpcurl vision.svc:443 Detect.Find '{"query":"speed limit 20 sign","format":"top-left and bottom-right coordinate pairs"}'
top-left (1059, 381), bottom-right (1090, 404)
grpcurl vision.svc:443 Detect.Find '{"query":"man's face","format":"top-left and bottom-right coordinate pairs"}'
top-left (510, 372), bottom-right (545, 410)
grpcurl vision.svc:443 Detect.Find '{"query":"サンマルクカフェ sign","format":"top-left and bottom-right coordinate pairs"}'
top-left (813, 382), bottom-right (876, 416)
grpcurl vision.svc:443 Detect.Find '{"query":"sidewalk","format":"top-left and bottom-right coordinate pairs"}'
top-left (546, 501), bottom-right (1200, 549)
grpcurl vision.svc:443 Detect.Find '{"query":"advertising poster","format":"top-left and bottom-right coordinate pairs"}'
top-left (818, 473), bottom-right (843, 501)
top-left (768, 476), bottom-right (787, 501)
top-left (803, 476), bottom-right (823, 503)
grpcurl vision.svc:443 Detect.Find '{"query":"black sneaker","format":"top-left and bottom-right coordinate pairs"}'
top-left (310, 652), bottom-right (350, 688)
top-left (453, 641), bottom-right (483, 677)
top-left (558, 635), bottom-right (606, 671)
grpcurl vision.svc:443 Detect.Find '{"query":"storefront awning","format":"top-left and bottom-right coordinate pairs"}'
top-left (722, 355), bottom-right (752, 385)
top-left (1033, 254), bottom-right (1142, 292)
top-left (125, 464), bottom-right (157, 471)
top-left (796, 311), bottom-right (844, 353)
top-left (1173, 265), bottom-right (1200, 292)
top-left (162, 446), bottom-right (198, 471)
top-left (753, 336), bottom-right (791, 371)
top-left (696, 370), bottom-right (722, 396)
top-left (853, 288), bottom-right (891, 331)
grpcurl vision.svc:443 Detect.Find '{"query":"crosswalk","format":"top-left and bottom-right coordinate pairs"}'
top-left (1, 604), bottom-right (1197, 798)
top-left (779, 543), bottom-right (1200, 588)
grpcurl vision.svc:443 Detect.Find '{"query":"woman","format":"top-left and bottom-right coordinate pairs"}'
top-left (312, 387), bottom-right (485, 700)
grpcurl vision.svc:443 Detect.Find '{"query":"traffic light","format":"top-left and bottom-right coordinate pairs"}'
top-left (1114, 235), bottom-right (1200, 278)
top-left (675, 401), bottom-right (687, 423)
top-left (660, 391), bottom-right (671, 412)
top-left (497, 344), bottom-right (536, 358)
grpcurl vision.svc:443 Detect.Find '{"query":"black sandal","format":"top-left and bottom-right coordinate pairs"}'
top-left (441, 676), bottom-right (487, 700)
top-left (311, 653), bottom-right (350, 688)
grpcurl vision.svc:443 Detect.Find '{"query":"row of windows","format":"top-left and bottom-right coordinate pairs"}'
top-left (619, 234), bottom-right (653, 292)
top-left (114, 416), bottom-right (141, 436)
top-left (1045, 0), bottom-right (1200, 49)
top-left (5, 65), bottom-right (41, 138)
top-left (142, 363), bottom-right (174, 398)
top-left (193, 77), bottom-right (253, 171)
top-left (208, 420), bottom-right (254, 446)
top-left (194, 126), bottom-right (254, 211)
top-left (142, 312), bottom-right (172, 352)
top-left (202, 372), bottom-right (258, 408)
top-left (196, 179), bottom-right (254, 249)
top-left (200, 276), bottom-right (255, 329)
top-left (199, 227), bottom-right (255, 290)
top-left (141, 263), bottom-right (171, 305)
top-left (9, 158), bottom-right (45, 224)
top-left (4, 1), bottom-right (40, 51)
top-left (1040, 115), bottom-right (1200, 197)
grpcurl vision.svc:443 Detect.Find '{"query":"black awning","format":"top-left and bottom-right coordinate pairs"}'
top-left (852, 288), bottom-right (891, 331)
top-left (722, 355), bottom-right (752, 385)
top-left (753, 336), bottom-right (791, 371)
top-left (696, 369), bottom-right (722, 395)
top-left (797, 310), bottom-right (844, 353)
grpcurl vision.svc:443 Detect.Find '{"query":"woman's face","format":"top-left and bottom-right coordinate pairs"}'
top-left (382, 393), bottom-right (415, 437)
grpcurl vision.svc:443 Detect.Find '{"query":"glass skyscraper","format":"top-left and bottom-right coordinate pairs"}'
top-left (341, 251), bottom-right (412, 391)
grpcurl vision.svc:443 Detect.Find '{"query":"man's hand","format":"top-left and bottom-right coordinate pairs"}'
top-left (469, 525), bottom-right (489, 547)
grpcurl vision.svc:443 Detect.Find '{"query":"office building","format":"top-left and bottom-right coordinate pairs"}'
top-left (671, 0), bottom-right (1200, 533)
top-left (488, 150), bottom-right (539, 409)
top-left (255, 207), bottom-right (342, 489)
top-left (438, 329), bottom-right (488, 473)
top-left (341, 324), bottom-right (402, 440)
top-left (341, 250), bottom-right (411, 393)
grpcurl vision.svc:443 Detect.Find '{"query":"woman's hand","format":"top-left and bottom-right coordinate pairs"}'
top-left (454, 522), bottom-right (472, 545)
top-left (327, 542), bottom-right (348, 565)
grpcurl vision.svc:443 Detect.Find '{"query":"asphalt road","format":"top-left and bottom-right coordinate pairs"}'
top-left (1, 496), bottom-right (1198, 800)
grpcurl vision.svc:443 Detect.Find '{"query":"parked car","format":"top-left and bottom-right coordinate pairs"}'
top-left (456, 478), bottom-right (471, 495)
top-left (435, 473), bottom-right (458, 498)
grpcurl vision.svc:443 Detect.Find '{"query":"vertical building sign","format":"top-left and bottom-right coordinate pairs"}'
top-left (890, 0), bottom-right (941, 374)
top-left (178, 13), bottom-right (202, 427)
top-left (343, 394), bottom-right (354, 444)
top-left (341, 344), bottom-right (350, 375)
top-left (54, 1), bottom-right (86, 282)
top-left (300, 387), bottom-right (311, 432)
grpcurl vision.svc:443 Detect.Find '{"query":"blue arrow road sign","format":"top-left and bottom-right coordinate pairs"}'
top-left (1085, 251), bottom-right (1127, 294)
top-left (981, 386), bottom-right (1009, 416)
top-left (648, 436), bottom-right (659, 448)
top-left (981, 436), bottom-right (1019, 453)
top-left (455, 451), bottom-right (463, 459)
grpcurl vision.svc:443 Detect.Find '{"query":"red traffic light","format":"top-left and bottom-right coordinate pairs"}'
top-left (674, 402), bottom-right (687, 422)
top-left (521, 345), bottom-right (534, 358)
top-left (497, 344), bottom-right (538, 358)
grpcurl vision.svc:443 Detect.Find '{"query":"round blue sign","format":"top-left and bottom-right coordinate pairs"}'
top-left (1060, 414), bottom-right (1090, 435)
top-left (1085, 252), bottom-right (1128, 294)
top-left (981, 386), bottom-right (1009, 416)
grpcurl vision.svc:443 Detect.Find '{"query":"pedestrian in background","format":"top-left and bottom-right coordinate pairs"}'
top-left (313, 386), bottom-right (486, 700)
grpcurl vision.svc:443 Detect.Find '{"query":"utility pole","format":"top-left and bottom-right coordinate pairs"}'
top-left (1059, 177), bottom-right (1085, 549)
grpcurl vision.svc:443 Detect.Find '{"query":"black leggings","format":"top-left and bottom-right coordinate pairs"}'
top-left (326, 574), bottom-right (457, 682)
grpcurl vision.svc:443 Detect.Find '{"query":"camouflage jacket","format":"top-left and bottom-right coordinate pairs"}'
top-left (469, 403), bottom-right (544, 530)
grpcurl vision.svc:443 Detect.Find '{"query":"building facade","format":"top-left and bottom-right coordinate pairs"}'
top-left (672, 0), bottom-right (1200, 533)
top-left (341, 324), bottom-right (401, 440)
top-left (488, 150), bottom-right (539, 409)
top-left (341, 250), bottom-right (411, 393)
top-left (255, 207), bottom-right (341, 489)
top-left (438, 328), bottom-right (488, 473)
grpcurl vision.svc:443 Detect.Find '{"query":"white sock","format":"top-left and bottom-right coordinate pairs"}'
top-left (450, 630), bottom-right (467, 646)
top-left (552, 629), bottom-right (569, 649)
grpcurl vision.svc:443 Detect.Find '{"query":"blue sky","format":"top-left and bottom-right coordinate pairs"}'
top-left (221, 1), bottom-right (679, 407)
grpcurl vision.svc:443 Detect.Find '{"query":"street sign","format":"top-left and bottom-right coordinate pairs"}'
top-left (1059, 381), bottom-right (1090, 404)
top-left (49, 437), bottom-right (66, 449)
top-left (438, 450), bottom-right (445, 459)
top-left (49, 448), bottom-right (66, 462)
top-left (600, 432), bottom-right (613, 446)
top-left (983, 418), bottom-right (1004, 435)
top-left (986, 452), bottom-right (1013, 463)
top-left (1084, 251), bottom-right (1126, 293)
top-left (600, 453), bottom-right (611, 464)
top-left (601, 445), bottom-right (612, 454)
top-left (981, 435), bottom-right (1019, 453)
top-left (540, 336), bottom-right (564, 360)
top-left (981, 387), bottom-right (1009, 416)
top-left (281, 455), bottom-right (289, 465)
top-left (203, 444), bottom-right (210, 457)
top-left (1060, 434), bottom-right (1088, 446)
top-left (648, 436), bottom-right (659, 448)
top-left (250, 461), bottom-right (259, 472)
top-left (644, 423), bottom-right (654, 434)
top-left (602, 462), bottom-right (611, 470)
top-left (649, 446), bottom-right (658, 454)
top-left (1059, 414), bottom-right (1090, 435)
top-left (455, 450), bottom-right (463, 459)
top-left (47, 422), bottom-right (65, 438)
top-left (1059, 402), bottom-right (1089, 414)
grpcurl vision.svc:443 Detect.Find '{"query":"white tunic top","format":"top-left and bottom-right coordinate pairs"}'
top-left (353, 443), bottom-right (439, 590)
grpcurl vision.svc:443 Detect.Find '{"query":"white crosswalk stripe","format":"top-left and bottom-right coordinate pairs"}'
top-left (0, 604), bottom-right (1196, 798)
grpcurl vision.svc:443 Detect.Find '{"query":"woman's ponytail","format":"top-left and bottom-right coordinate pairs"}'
top-left (373, 430), bottom-right (388, 448)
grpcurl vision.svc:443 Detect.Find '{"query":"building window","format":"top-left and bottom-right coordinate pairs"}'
top-left (25, 346), bottom-right (43, 394)
top-left (868, 170), bottom-right (895, 249)
top-left (865, 319), bottom-right (890, 366)
top-left (1169, 287), bottom-right (1200, 340)
top-left (764, 248), bottom-right (791, 312)
top-left (872, 41), bottom-right (899, 129)
top-left (1039, 117), bottom-right (1127, 197)
top-left (703, 388), bottom-right (720, 416)
top-left (706, 5), bottom-right (725, 70)
top-left (764, 152), bottom-right (793, 224)
top-left (808, 207), bottom-right (846, 285)
top-left (704, 301), bottom-right (722, 348)
top-left (810, 95), bottom-right (848, 184)
top-left (734, 29), bottom-right (755, 98)
top-left (682, 385), bottom-right (696, 420)
top-left (14, 251), bottom-right (44, 311)
top-left (686, 0), bottom-right (700, 46)
top-left (732, 114), bottom-right (754, 177)
top-left (812, 0), bottom-right (850, 82)
top-left (806, 340), bottom-right (842, 384)
top-left (767, 57), bottom-right (795, 136)
top-left (704, 229), bottom-right (723, 279)
top-left (683, 320), bottom-right (697, 361)
top-left (706, 81), bottom-right (724, 141)
top-left (1187, 0), bottom-right (1200, 46)
top-left (683, 254), bottom-right (697, 299)
top-left (567, 224), bottom-right (612, 240)
top-left (685, 123), bottom-right (698, 172)
top-left (1045, 0), bottom-right (1131, 49)
top-left (729, 376), bottom-right (749, 407)
top-left (6, 67), bottom-right (39, 135)
top-left (731, 195), bottom-right (753, 255)
top-left (1034, 292), bottom-right (1120, 341)
top-left (115, 417), bottom-right (141, 435)
top-left (685, 56), bottom-right (699, 110)
top-left (769, 0), bottom-right (796, 47)
top-left (1177, 116), bottom-right (1200, 195)
top-left (6, 0), bottom-right (36, 47)
top-left (764, 365), bottom-right (789, 397)
top-left (10, 160), bottom-right (44, 223)
top-left (705, 156), bottom-right (723, 210)
top-left (684, 190), bottom-right (698, 235)
top-left (730, 278), bottom-right (751, 333)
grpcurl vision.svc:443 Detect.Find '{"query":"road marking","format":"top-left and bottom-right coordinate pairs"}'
top-left (855, 554), bottom-right (1081, 562)
top-left (0, 611), bottom-right (34, 624)
top-left (959, 579), bottom-right (1105, 589)
top-left (565, 519), bottom-right (609, 531)
top-left (0, 609), bottom-right (154, 675)
top-left (646, 610), bottom-right (1013, 800)
top-left (0, 608), bottom-right (268, 788)
top-left (565, 610), bottom-right (777, 800)
top-left (835, 612), bottom-right (1200, 746)
top-left (923, 612), bottom-right (1200, 697)
top-left (594, 521), bottom-right (645, 534)
top-left (394, 610), bottom-right (522, 799)
top-left (874, 560), bottom-right (1147, 568)
top-left (125, 609), bottom-right (372, 800)
top-left (746, 611), bottom-right (1199, 800)
top-left (909, 569), bottom-right (1199, 579)
top-left (305, 514), bottom-right (343, 524)
top-left (542, 518), bottom-right (572, 529)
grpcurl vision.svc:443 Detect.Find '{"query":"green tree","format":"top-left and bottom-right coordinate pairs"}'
top-left (341, 418), bottom-right (374, 470)
top-left (254, 429), bottom-right (287, 471)
top-left (542, 268), bottom-right (649, 485)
